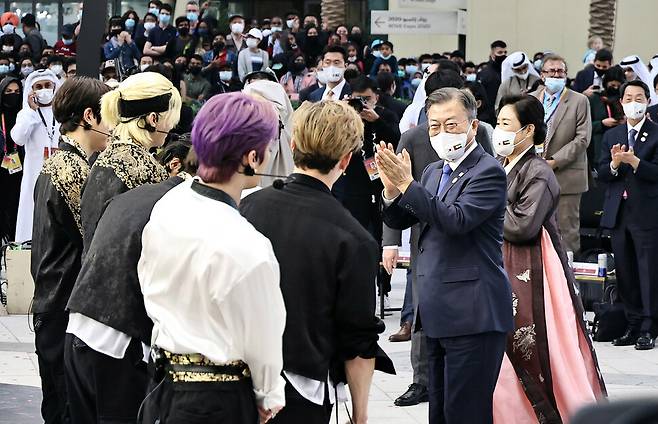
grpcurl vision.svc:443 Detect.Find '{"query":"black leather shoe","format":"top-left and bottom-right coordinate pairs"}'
top-left (394, 383), bottom-right (428, 407)
top-left (635, 333), bottom-right (655, 350)
top-left (613, 329), bottom-right (638, 346)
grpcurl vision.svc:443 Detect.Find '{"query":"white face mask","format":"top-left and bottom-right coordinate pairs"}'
top-left (219, 71), bottom-right (233, 82)
top-left (2, 45), bottom-right (12, 53)
top-left (271, 26), bottom-right (282, 33)
top-left (144, 22), bottom-right (156, 32)
top-left (35, 88), bottom-right (55, 105)
top-left (2, 23), bottom-right (14, 35)
top-left (325, 66), bottom-right (344, 83)
top-left (140, 64), bottom-right (150, 71)
top-left (622, 101), bottom-right (647, 120)
top-left (430, 123), bottom-right (473, 162)
top-left (492, 126), bottom-right (527, 157)
top-left (286, 19), bottom-right (294, 29)
top-left (50, 64), bottom-right (63, 75)
top-left (316, 68), bottom-right (329, 85)
top-left (246, 38), bottom-right (259, 48)
top-left (231, 22), bottom-right (244, 34)
top-left (421, 63), bottom-right (431, 71)
top-left (514, 69), bottom-right (529, 80)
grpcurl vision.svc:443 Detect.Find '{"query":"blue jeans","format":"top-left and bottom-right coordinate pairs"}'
top-left (400, 269), bottom-right (414, 325)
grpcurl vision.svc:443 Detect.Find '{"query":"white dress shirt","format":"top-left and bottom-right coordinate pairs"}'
top-left (610, 116), bottom-right (645, 176)
top-left (138, 180), bottom-right (287, 410)
top-left (322, 78), bottom-right (346, 101)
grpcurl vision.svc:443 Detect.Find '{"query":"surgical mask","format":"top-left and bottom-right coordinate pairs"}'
top-left (492, 126), bottom-right (527, 157)
top-left (544, 77), bottom-right (565, 94)
top-left (405, 65), bottom-right (418, 75)
top-left (286, 19), bottom-right (294, 29)
top-left (187, 12), bottom-right (198, 22)
top-left (2, 45), bottom-right (12, 53)
top-left (125, 18), bottom-right (136, 29)
top-left (8, 63), bottom-right (14, 72)
top-left (219, 71), bottom-right (233, 82)
top-left (50, 64), bottom-right (63, 75)
top-left (36, 88), bottom-right (55, 105)
top-left (144, 22), bottom-right (156, 32)
top-left (381, 54), bottom-right (391, 61)
top-left (63, 38), bottom-right (74, 46)
top-left (231, 22), bottom-right (244, 34)
top-left (623, 101), bottom-right (647, 120)
top-left (465, 73), bottom-right (476, 82)
top-left (149, 7), bottom-right (159, 15)
top-left (421, 63), bottom-right (430, 71)
top-left (246, 38), bottom-right (259, 48)
top-left (2, 23), bottom-right (14, 35)
top-left (325, 66), bottom-right (344, 83)
top-left (316, 68), bottom-right (329, 85)
top-left (410, 78), bottom-right (422, 88)
top-left (372, 50), bottom-right (381, 58)
top-left (533, 59), bottom-right (542, 72)
top-left (397, 69), bottom-right (405, 78)
top-left (0, 65), bottom-right (8, 74)
top-left (140, 64), bottom-right (150, 71)
top-left (271, 26), bottom-right (282, 33)
top-left (21, 66), bottom-right (33, 77)
top-left (430, 123), bottom-right (473, 162)
top-left (159, 14), bottom-right (171, 25)
top-left (514, 69), bottom-right (529, 80)
top-left (262, 29), bottom-right (272, 38)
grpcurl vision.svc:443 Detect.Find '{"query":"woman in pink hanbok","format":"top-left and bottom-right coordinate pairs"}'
top-left (492, 95), bottom-right (606, 423)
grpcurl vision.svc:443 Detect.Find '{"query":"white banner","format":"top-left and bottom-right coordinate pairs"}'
top-left (370, 10), bottom-right (460, 35)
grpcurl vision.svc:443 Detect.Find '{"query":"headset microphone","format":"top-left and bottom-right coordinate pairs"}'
top-left (241, 165), bottom-right (289, 189)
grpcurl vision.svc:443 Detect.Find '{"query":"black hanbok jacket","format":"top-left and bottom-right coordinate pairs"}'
top-left (31, 136), bottom-right (88, 313)
top-left (80, 137), bottom-right (168, 255)
top-left (240, 173), bottom-right (395, 383)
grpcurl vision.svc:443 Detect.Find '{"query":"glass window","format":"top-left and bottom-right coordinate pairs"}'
top-left (35, 1), bottom-right (59, 47)
top-left (10, 2), bottom-right (34, 24)
top-left (120, 1), bottom-right (148, 20)
top-left (62, 2), bottom-right (83, 26)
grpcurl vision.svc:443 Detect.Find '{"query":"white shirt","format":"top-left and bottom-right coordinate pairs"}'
top-left (138, 180), bottom-right (286, 410)
top-left (610, 116), bottom-right (645, 175)
top-left (504, 145), bottom-right (535, 175)
top-left (322, 78), bottom-right (346, 101)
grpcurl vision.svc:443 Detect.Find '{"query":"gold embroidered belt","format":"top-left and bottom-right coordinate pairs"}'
top-left (163, 351), bottom-right (251, 383)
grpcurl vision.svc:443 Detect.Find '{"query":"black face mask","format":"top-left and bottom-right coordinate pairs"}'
top-left (2, 92), bottom-right (20, 109)
top-left (213, 42), bottom-right (225, 52)
top-left (606, 86), bottom-right (619, 97)
top-left (111, 29), bottom-right (122, 36)
top-left (594, 67), bottom-right (607, 77)
top-left (291, 62), bottom-right (305, 73)
top-left (189, 65), bottom-right (202, 75)
top-left (178, 27), bottom-right (189, 36)
top-left (494, 55), bottom-right (506, 66)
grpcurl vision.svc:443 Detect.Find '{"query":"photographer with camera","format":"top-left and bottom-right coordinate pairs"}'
top-left (337, 75), bottom-right (400, 302)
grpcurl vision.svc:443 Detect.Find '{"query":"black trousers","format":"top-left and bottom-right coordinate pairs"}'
top-left (426, 331), bottom-right (506, 424)
top-left (64, 334), bottom-right (148, 424)
top-left (611, 203), bottom-right (658, 335)
top-left (269, 381), bottom-right (332, 424)
top-left (141, 377), bottom-right (258, 424)
top-left (34, 310), bottom-right (69, 424)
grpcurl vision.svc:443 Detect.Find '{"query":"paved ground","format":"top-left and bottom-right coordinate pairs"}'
top-left (1, 270), bottom-right (658, 423)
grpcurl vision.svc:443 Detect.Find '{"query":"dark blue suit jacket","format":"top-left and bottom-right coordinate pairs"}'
top-left (572, 66), bottom-right (595, 93)
top-left (308, 81), bottom-right (351, 102)
top-left (383, 144), bottom-right (514, 339)
top-left (598, 119), bottom-right (658, 229)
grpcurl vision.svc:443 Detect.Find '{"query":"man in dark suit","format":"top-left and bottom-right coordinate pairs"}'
top-left (308, 45), bottom-right (351, 102)
top-left (376, 71), bottom-right (408, 121)
top-left (646, 74), bottom-right (658, 123)
top-left (477, 40), bottom-right (507, 112)
top-left (382, 70), bottom-right (494, 408)
top-left (377, 87), bottom-right (513, 423)
top-left (598, 80), bottom-right (658, 350)
top-left (572, 49), bottom-right (613, 95)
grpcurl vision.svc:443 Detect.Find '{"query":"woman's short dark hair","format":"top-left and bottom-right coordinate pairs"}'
top-left (498, 95), bottom-right (547, 145)
top-left (52, 77), bottom-right (111, 134)
top-left (603, 65), bottom-right (625, 87)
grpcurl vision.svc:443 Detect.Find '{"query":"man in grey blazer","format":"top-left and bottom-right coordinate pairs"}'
top-left (382, 70), bottom-right (493, 407)
top-left (530, 54), bottom-right (592, 253)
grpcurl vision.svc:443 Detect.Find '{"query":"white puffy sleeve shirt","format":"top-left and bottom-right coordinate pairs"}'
top-left (138, 180), bottom-right (287, 410)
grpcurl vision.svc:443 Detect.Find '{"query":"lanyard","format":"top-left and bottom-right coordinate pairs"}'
top-left (37, 108), bottom-right (56, 146)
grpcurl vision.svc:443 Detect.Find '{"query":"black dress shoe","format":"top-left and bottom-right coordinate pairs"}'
top-left (613, 329), bottom-right (638, 346)
top-left (394, 383), bottom-right (428, 407)
top-left (635, 333), bottom-right (656, 350)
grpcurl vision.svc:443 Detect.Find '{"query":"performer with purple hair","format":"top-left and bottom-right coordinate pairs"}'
top-left (137, 92), bottom-right (287, 423)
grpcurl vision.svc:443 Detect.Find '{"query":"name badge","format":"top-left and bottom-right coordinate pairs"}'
top-left (43, 147), bottom-right (58, 160)
top-left (363, 156), bottom-right (380, 181)
top-left (1, 152), bottom-right (22, 174)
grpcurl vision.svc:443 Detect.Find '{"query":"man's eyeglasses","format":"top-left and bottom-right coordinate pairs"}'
top-left (541, 68), bottom-right (566, 77)
top-left (429, 119), bottom-right (469, 134)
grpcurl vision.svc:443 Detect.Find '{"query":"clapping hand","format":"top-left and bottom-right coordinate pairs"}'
top-left (612, 143), bottom-right (640, 170)
top-left (375, 141), bottom-right (413, 197)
